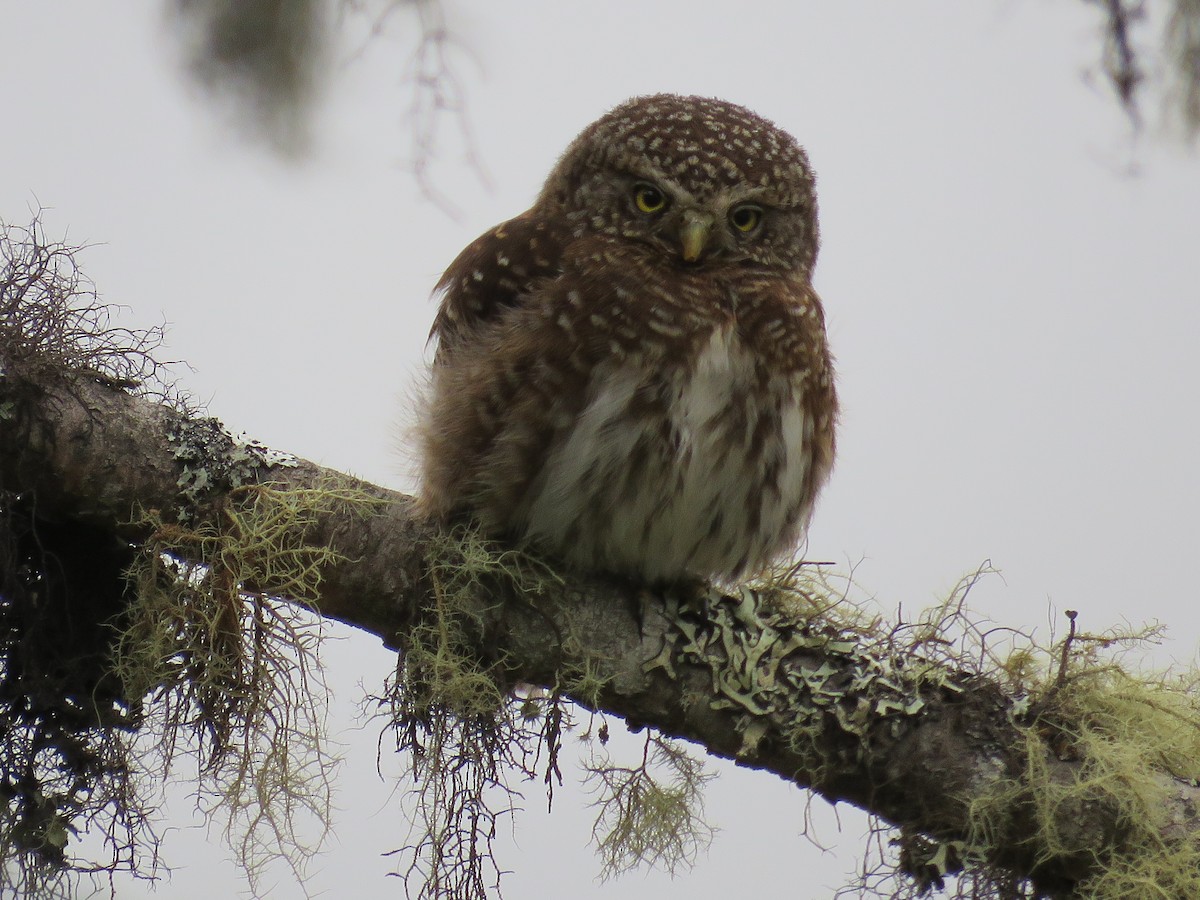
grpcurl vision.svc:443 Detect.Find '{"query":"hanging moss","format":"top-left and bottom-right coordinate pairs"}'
top-left (112, 480), bottom-right (380, 893)
top-left (966, 647), bottom-right (1200, 899)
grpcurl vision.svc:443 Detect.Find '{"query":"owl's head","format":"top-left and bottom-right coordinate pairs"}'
top-left (538, 94), bottom-right (819, 276)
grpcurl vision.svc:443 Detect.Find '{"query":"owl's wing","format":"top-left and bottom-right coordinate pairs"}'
top-left (430, 210), bottom-right (564, 360)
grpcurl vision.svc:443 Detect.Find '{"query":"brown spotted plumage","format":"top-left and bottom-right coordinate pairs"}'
top-left (419, 94), bottom-right (837, 582)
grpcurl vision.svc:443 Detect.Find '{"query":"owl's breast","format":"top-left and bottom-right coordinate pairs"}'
top-left (519, 318), bottom-right (824, 581)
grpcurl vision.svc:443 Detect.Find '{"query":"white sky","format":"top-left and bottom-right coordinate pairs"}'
top-left (4, 2), bottom-right (1200, 898)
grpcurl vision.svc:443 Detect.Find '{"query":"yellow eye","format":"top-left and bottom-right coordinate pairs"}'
top-left (730, 205), bottom-right (762, 233)
top-left (634, 184), bottom-right (667, 214)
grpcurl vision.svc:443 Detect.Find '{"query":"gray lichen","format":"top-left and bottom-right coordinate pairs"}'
top-left (167, 416), bottom-right (297, 517)
top-left (657, 577), bottom-right (963, 760)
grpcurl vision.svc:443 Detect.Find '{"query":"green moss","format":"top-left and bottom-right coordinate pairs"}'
top-left (585, 735), bottom-right (716, 879)
top-left (687, 564), bottom-right (1200, 899)
top-left (114, 480), bottom-right (379, 893)
top-left (968, 654), bottom-right (1200, 898)
top-left (384, 526), bottom-right (569, 899)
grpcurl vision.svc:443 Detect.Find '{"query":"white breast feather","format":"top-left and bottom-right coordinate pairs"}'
top-left (523, 324), bottom-right (812, 580)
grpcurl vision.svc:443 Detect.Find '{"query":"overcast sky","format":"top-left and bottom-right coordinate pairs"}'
top-left (4, 2), bottom-right (1200, 898)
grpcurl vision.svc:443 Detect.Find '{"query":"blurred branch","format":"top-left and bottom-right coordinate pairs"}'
top-left (1085, 0), bottom-right (1200, 140)
top-left (168, 0), bottom-right (487, 197)
top-left (1166, 0), bottom-right (1200, 138)
top-left (397, 0), bottom-right (488, 215)
top-left (169, 0), bottom-right (331, 155)
top-left (164, 0), bottom-right (1200, 183)
top-left (1093, 0), bottom-right (1146, 124)
top-left (342, 0), bottom-right (487, 213)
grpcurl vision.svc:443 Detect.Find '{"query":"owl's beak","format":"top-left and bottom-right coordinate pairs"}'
top-left (679, 210), bottom-right (714, 262)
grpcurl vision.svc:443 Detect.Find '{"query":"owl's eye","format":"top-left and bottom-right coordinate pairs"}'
top-left (729, 205), bottom-right (763, 233)
top-left (634, 184), bottom-right (667, 214)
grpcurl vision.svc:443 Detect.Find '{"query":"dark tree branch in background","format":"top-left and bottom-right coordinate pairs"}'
top-left (169, 0), bottom-right (332, 155)
top-left (1166, 0), bottom-right (1200, 137)
top-left (1090, 0), bottom-right (1200, 138)
top-left (1093, 0), bottom-right (1146, 123)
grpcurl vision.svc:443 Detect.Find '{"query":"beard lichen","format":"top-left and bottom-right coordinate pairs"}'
top-left (0, 507), bottom-right (153, 899)
top-left (112, 480), bottom-right (379, 895)
top-left (816, 571), bottom-right (1200, 900)
top-left (583, 732), bottom-right (717, 879)
top-left (379, 525), bottom-right (570, 900)
top-left (381, 526), bottom-right (724, 897)
top-left (1, 216), bottom-right (172, 897)
top-left (961, 623), bottom-right (1200, 900)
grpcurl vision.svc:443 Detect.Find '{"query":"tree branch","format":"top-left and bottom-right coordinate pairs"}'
top-left (4, 360), bottom-right (1200, 897)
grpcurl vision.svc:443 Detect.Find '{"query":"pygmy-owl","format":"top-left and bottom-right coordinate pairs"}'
top-left (419, 94), bottom-right (836, 583)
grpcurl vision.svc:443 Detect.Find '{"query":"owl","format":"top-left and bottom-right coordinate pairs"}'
top-left (418, 94), bottom-right (836, 583)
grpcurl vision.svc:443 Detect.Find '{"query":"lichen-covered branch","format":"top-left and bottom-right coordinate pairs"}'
top-left (5, 350), bottom-right (1200, 897)
top-left (6, 215), bottom-right (1200, 900)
